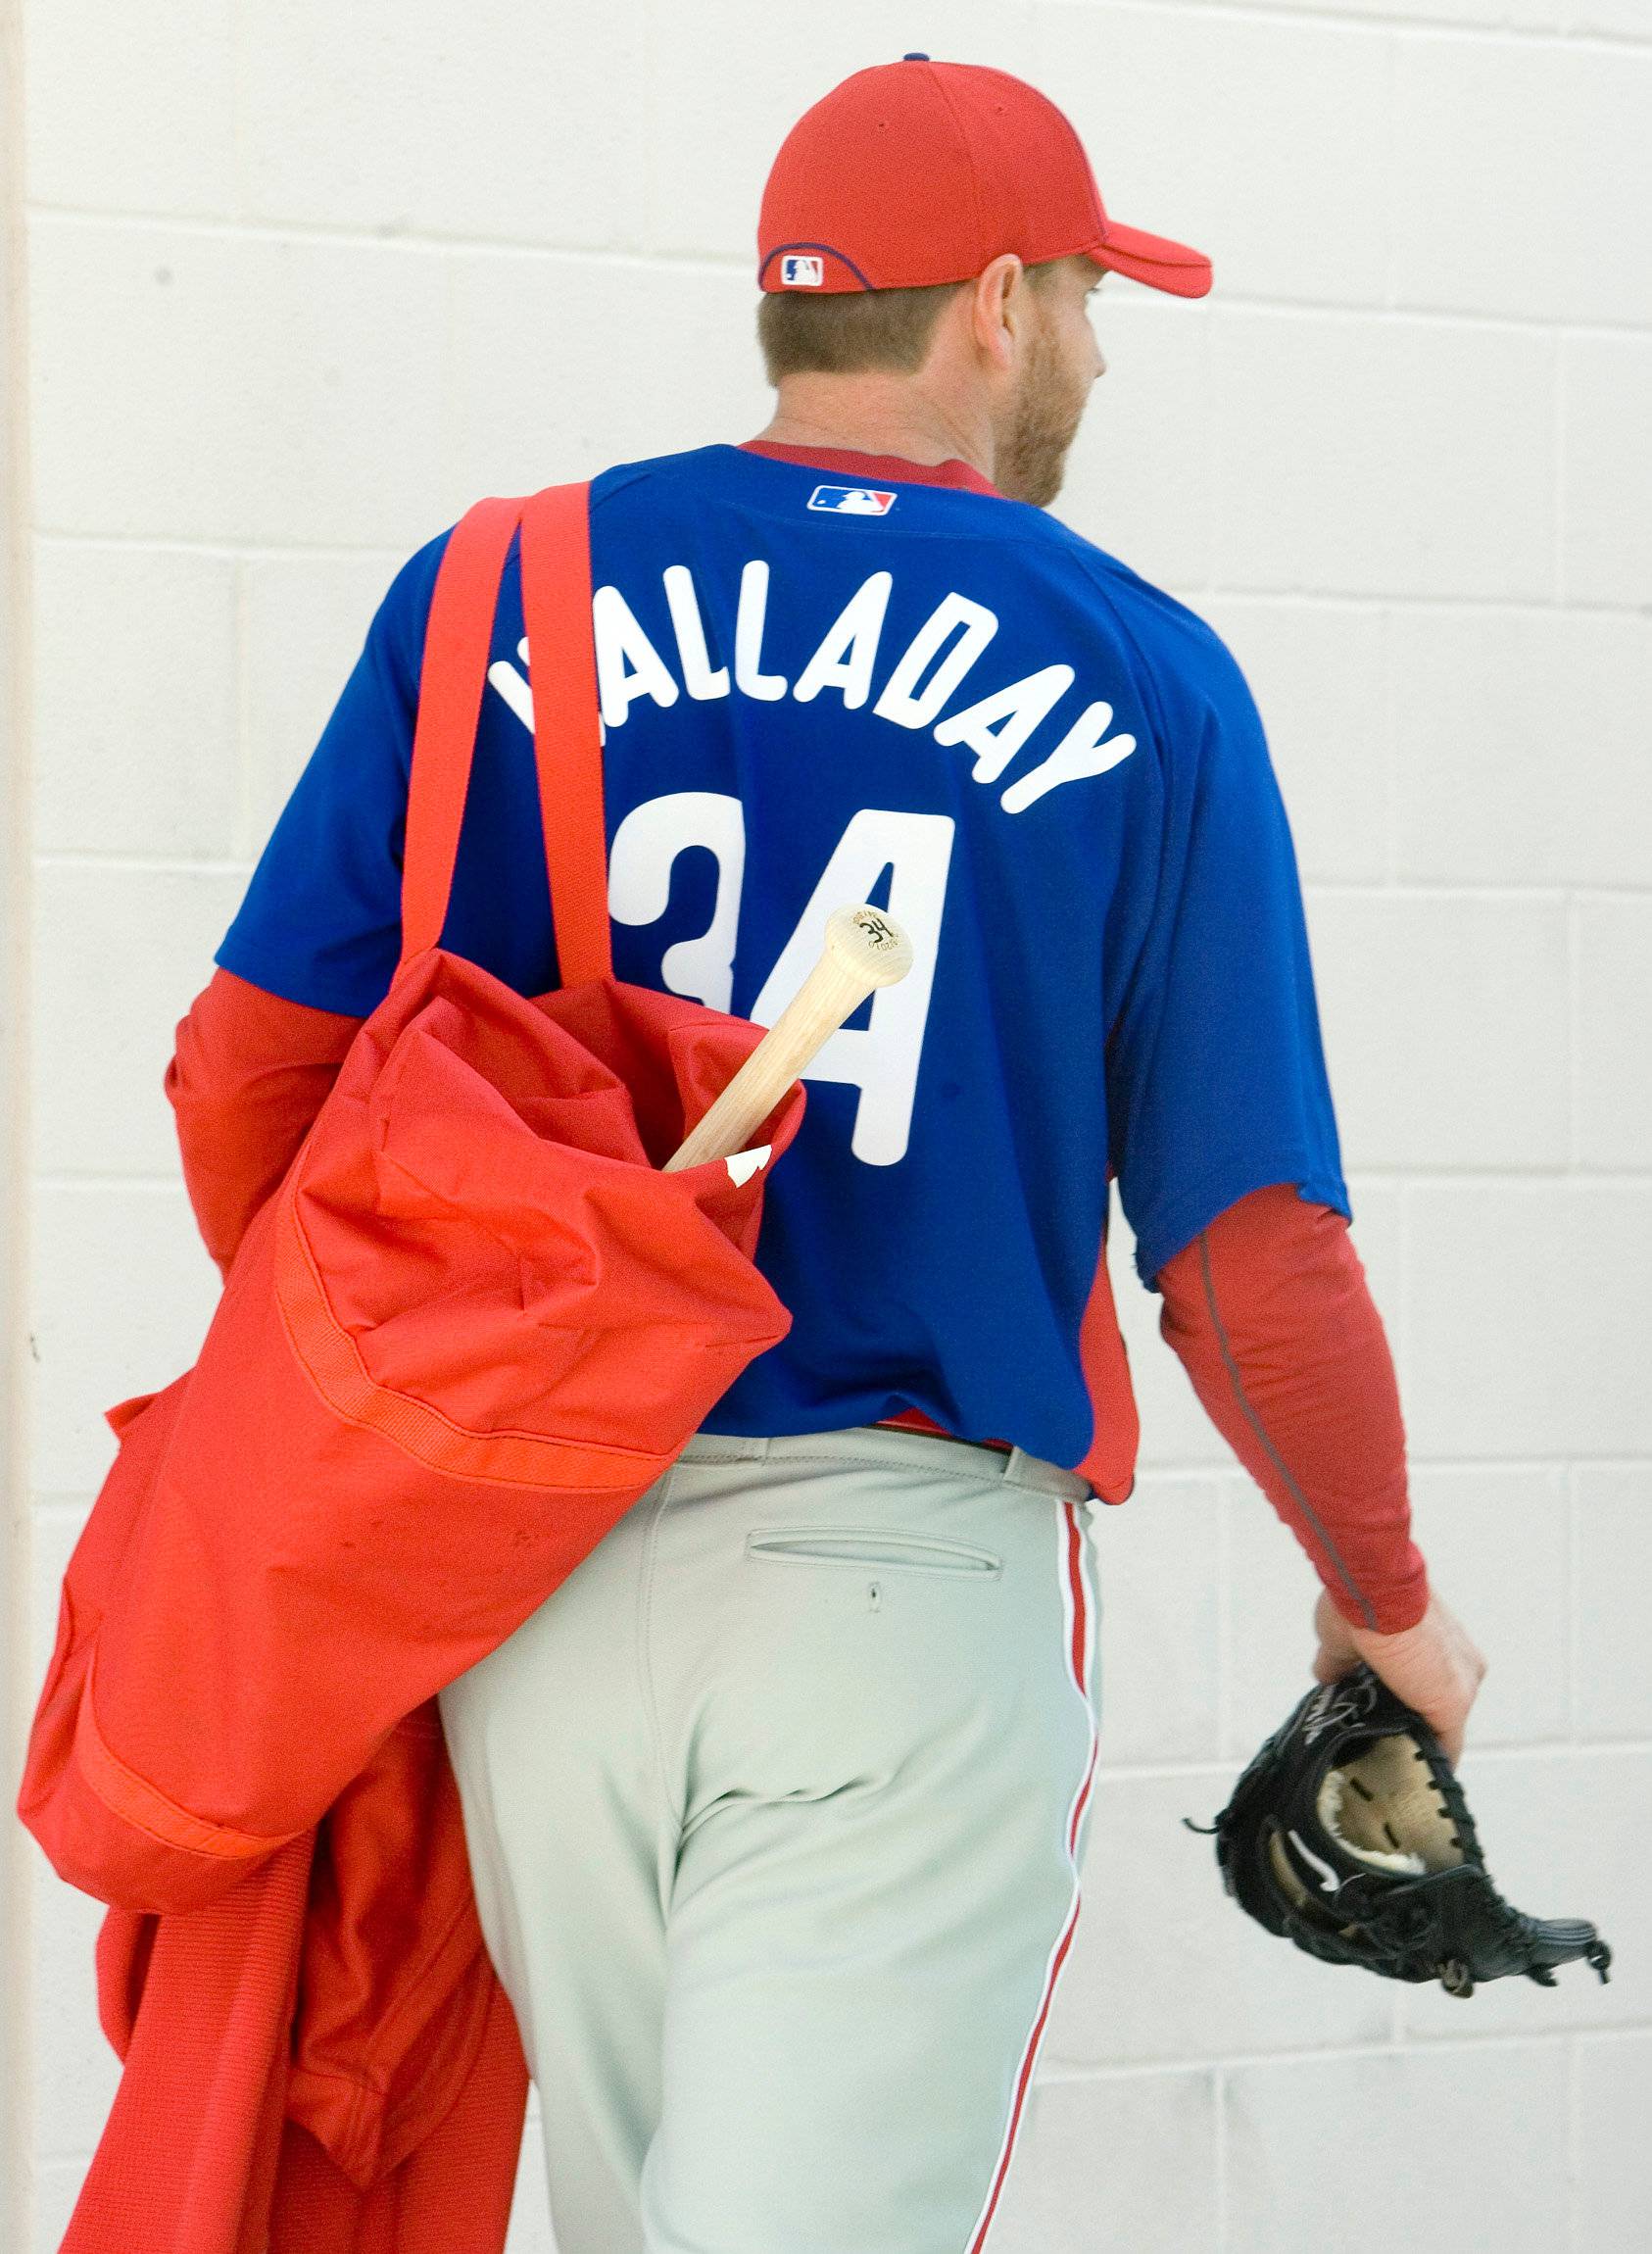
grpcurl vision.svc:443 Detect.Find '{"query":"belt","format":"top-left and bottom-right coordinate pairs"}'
top-left (871, 1410), bottom-right (1013, 1457)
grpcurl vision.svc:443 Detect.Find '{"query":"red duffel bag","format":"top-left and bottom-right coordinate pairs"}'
top-left (19, 477), bottom-right (808, 1918)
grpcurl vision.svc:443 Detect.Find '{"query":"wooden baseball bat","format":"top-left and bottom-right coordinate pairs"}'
top-left (662, 905), bottom-right (913, 1173)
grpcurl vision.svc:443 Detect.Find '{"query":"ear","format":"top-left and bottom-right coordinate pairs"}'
top-left (967, 253), bottom-right (1029, 372)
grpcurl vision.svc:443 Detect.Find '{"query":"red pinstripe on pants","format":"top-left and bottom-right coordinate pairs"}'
top-left (965, 1495), bottom-right (1100, 2249)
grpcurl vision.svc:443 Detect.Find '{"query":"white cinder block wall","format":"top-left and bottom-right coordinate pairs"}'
top-left (5, 2), bottom-right (1649, 2248)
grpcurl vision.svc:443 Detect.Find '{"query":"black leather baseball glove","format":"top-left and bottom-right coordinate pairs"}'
top-left (1185, 1663), bottom-right (1614, 1999)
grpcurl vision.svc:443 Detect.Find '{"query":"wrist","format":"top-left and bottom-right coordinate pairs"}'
top-left (1331, 1571), bottom-right (1431, 1642)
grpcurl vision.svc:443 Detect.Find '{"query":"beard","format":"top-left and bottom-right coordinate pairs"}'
top-left (993, 314), bottom-right (1090, 509)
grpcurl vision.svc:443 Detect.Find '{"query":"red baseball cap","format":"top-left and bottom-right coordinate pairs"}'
top-left (758, 55), bottom-right (1211, 301)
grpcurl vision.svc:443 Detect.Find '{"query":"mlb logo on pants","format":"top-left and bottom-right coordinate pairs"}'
top-left (807, 485), bottom-right (898, 516)
top-left (780, 254), bottom-right (824, 286)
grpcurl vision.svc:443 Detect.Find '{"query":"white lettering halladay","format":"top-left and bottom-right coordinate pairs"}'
top-left (486, 561), bottom-right (1137, 809)
top-left (793, 571), bottom-right (893, 709)
top-left (871, 592), bottom-right (997, 731)
top-left (933, 662), bottom-right (1076, 784)
top-left (662, 564), bottom-right (730, 701)
top-left (735, 560), bottom-right (788, 701)
top-left (487, 637), bottom-right (535, 731)
top-left (593, 585), bottom-right (680, 727)
top-left (1000, 701), bottom-right (1137, 813)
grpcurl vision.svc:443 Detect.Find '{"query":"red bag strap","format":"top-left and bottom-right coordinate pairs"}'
top-left (519, 481), bottom-right (612, 984)
top-left (399, 480), bottom-right (611, 983)
top-left (401, 494), bottom-right (522, 963)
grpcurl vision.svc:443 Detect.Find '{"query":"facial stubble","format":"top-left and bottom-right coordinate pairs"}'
top-left (994, 311), bottom-right (1091, 509)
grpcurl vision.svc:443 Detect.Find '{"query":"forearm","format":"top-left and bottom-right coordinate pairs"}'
top-left (1155, 1181), bottom-right (1429, 1634)
top-left (166, 967), bottom-right (363, 1276)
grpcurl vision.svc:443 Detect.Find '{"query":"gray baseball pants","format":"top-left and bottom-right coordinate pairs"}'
top-left (436, 1422), bottom-right (1102, 2254)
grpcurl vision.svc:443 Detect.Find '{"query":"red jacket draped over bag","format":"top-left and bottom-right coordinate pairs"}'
top-left (17, 482), bottom-right (808, 2253)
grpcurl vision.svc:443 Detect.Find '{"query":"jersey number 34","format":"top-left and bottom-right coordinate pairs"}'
top-left (608, 793), bottom-right (952, 1167)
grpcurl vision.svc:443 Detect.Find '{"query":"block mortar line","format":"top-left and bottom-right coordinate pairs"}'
top-left (1091, 1758), bottom-right (1255, 1784)
top-left (436, 248), bottom-right (459, 548)
top-left (637, 0), bottom-right (662, 262)
top-left (1351, 882), bottom-right (1652, 903)
top-left (1567, 897), bottom-right (1582, 1172)
top-left (26, 206), bottom-right (719, 267)
top-left (231, 554), bottom-right (254, 864)
top-left (0, 0), bottom-right (36, 2230)
top-left (20, 204), bottom-right (1652, 340)
top-left (1385, 877), bottom-right (1652, 900)
top-left (1195, 296), bottom-right (1216, 593)
top-left (1566, 2031), bottom-right (1582, 2254)
top-left (27, 534), bottom-right (1652, 617)
top-left (1392, 1173), bottom-right (1413, 1396)
top-left (1556, 329), bottom-right (1570, 608)
top-left (1207, 588), bottom-right (1648, 613)
top-left (35, 852), bottom-right (255, 875)
top-left (1306, 879), bottom-right (1576, 902)
top-left (1026, 2059), bottom-right (1186, 2089)
top-left (1058, 0), bottom-right (1652, 53)
top-left (1409, 1458), bottom-right (1652, 1488)
top-left (1571, 2025), bottom-right (1652, 2050)
top-left (38, 532), bottom-right (408, 563)
top-left (1566, 1462), bottom-right (1581, 1743)
top-left (1090, 1739), bottom-right (1652, 1778)
top-left (1379, 603), bottom-right (1399, 887)
top-left (1133, 1449), bottom-right (1651, 1475)
top-left (32, 1175), bottom-right (195, 1197)
top-left (1319, 1162), bottom-right (1652, 1182)
top-left (1214, 2062), bottom-right (1230, 2254)
top-left (1380, 24), bottom-right (1398, 316)
top-left (1561, 890), bottom-right (1578, 1189)
top-left (1192, 589), bottom-right (1649, 617)
top-left (1203, 293), bottom-right (1652, 338)
top-left (1035, 2024), bottom-right (1582, 2082)
top-left (1456, 1738), bottom-right (1652, 1757)
top-left (1132, 1463), bottom-right (1277, 1484)
top-left (1215, 1476), bottom-right (1233, 1760)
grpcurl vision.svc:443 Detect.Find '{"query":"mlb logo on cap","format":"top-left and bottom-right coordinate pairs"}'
top-left (780, 254), bottom-right (824, 286)
top-left (807, 484), bottom-right (898, 515)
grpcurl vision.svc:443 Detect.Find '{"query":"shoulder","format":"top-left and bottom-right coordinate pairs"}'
top-left (357, 522), bottom-right (458, 697)
top-left (976, 514), bottom-right (1263, 787)
top-left (1041, 516), bottom-right (1253, 712)
top-left (370, 452), bottom-right (675, 639)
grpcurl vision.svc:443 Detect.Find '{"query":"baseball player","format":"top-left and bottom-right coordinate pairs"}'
top-left (166, 56), bottom-right (1487, 2254)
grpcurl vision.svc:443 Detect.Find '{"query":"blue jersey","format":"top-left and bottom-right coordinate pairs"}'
top-left (217, 439), bottom-right (1348, 1476)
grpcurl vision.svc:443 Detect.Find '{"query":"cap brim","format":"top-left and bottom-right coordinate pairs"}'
top-left (1087, 220), bottom-right (1212, 300)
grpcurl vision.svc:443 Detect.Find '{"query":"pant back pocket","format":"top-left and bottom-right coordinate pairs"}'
top-left (744, 1526), bottom-right (1002, 1577)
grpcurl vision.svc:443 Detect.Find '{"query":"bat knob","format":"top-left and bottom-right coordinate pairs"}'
top-left (823, 905), bottom-right (914, 990)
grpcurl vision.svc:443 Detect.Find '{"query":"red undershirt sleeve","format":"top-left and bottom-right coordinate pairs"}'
top-left (165, 966), bottom-right (364, 1278)
top-left (1154, 1180), bottom-right (1430, 1635)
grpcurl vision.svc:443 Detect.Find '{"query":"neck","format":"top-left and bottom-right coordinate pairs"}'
top-left (755, 376), bottom-right (995, 481)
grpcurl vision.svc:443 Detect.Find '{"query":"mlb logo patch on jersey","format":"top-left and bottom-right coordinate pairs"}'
top-left (807, 484), bottom-right (898, 516)
top-left (780, 254), bottom-right (824, 286)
